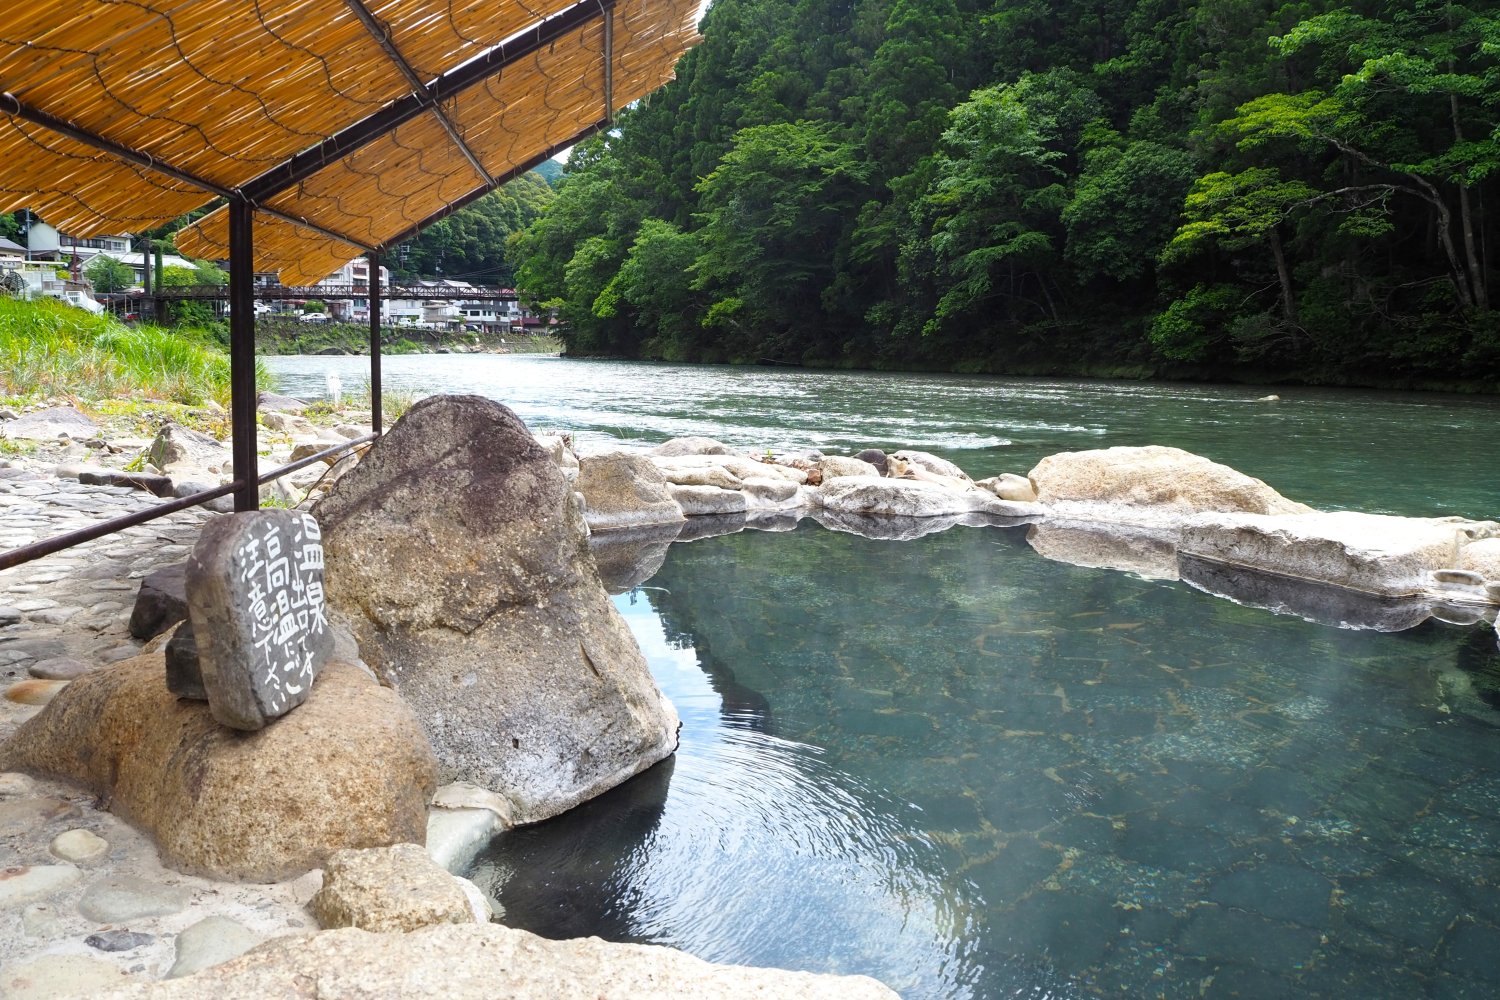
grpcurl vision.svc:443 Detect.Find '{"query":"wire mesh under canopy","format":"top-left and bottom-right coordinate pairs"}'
top-left (0, 0), bottom-right (700, 282)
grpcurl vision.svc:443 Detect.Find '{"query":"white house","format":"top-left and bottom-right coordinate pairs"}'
top-left (0, 237), bottom-right (24, 267)
top-left (26, 221), bottom-right (131, 266)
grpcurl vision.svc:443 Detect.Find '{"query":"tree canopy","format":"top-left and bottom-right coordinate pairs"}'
top-left (506, 0), bottom-right (1500, 388)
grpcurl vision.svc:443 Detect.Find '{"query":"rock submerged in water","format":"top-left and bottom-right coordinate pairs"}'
top-left (315, 395), bottom-right (680, 828)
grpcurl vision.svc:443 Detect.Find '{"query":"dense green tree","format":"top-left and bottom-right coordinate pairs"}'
top-left (504, 0), bottom-right (1500, 387)
top-left (83, 255), bottom-right (135, 293)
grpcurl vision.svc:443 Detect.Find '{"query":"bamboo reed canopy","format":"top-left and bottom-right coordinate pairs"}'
top-left (0, 0), bottom-right (701, 282)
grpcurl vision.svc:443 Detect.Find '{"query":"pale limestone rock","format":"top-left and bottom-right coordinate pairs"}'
top-left (1029, 445), bottom-right (1312, 525)
top-left (818, 455), bottom-right (880, 480)
top-left (1179, 511), bottom-right (1500, 598)
top-left (575, 451), bottom-right (685, 531)
top-left (742, 476), bottom-right (801, 507)
top-left (655, 463), bottom-right (744, 490)
top-left (977, 472), bottom-right (1038, 502)
top-left (1458, 537), bottom-right (1500, 591)
top-left (650, 436), bottom-right (737, 457)
top-left (49, 828), bottom-right (108, 864)
top-left (892, 449), bottom-right (972, 481)
top-left (816, 477), bottom-right (1043, 519)
top-left (167, 916), bottom-right (266, 978)
top-left (310, 844), bottom-right (474, 932)
top-left (92, 924), bottom-right (902, 1000)
top-left (654, 453), bottom-right (798, 483)
top-left (669, 483), bottom-right (749, 517)
top-left (0, 656), bottom-right (437, 881)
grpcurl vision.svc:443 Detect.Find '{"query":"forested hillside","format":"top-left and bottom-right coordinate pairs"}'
top-left (508, 0), bottom-right (1500, 388)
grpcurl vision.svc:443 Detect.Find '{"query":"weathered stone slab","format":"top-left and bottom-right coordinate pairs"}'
top-left (1, 406), bottom-right (99, 441)
top-left (257, 391), bottom-right (309, 413)
top-left (1179, 553), bottom-right (1435, 631)
top-left (78, 469), bottom-right (173, 497)
top-left (185, 511), bottom-right (333, 730)
top-left (815, 476), bottom-right (1043, 519)
top-left (164, 621), bottom-right (205, 700)
top-left (668, 483), bottom-right (748, 517)
top-left (1179, 511), bottom-right (1500, 598)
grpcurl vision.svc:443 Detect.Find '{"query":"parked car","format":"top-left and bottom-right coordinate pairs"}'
top-left (299, 312), bottom-right (329, 323)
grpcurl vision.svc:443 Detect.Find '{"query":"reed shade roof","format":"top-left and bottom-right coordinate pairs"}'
top-left (1, 0), bottom-right (700, 283)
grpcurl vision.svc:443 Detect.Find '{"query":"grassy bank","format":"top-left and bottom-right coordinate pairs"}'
top-left (0, 297), bottom-right (263, 408)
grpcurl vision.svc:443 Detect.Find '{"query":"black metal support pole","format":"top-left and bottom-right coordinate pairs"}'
top-left (228, 198), bottom-right (259, 512)
top-left (368, 251), bottom-right (383, 435)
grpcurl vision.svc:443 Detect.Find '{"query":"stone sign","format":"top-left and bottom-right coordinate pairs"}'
top-left (185, 511), bottom-right (333, 730)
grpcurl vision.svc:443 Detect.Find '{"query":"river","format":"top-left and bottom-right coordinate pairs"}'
top-left (268, 354), bottom-right (1500, 998)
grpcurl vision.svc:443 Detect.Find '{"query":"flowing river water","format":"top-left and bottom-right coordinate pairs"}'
top-left (270, 355), bottom-right (1500, 998)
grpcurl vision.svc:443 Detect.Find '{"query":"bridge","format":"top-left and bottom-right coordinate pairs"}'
top-left (152, 282), bottom-right (521, 302)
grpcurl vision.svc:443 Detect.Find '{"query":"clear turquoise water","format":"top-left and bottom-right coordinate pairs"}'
top-left (269, 356), bottom-right (1500, 998)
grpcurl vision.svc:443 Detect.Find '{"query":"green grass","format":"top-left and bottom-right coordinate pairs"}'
top-left (0, 296), bottom-right (266, 406)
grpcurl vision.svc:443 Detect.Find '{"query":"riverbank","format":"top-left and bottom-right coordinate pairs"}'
top-left (253, 317), bottom-right (561, 357)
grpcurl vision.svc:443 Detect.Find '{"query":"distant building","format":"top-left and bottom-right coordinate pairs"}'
top-left (0, 237), bottom-right (24, 267)
top-left (26, 221), bottom-right (131, 266)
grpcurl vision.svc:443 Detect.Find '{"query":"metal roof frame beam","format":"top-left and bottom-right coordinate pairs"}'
top-left (340, 0), bottom-right (496, 189)
top-left (241, 0), bottom-right (616, 206)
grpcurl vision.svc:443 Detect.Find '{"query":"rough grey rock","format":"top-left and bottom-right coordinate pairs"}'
top-left (77, 875), bottom-right (191, 922)
top-left (91, 924), bottom-right (902, 1000)
top-left (892, 449), bottom-right (973, 481)
top-left (184, 510), bottom-right (333, 730)
top-left (78, 469), bottom-right (173, 497)
top-left (310, 843), bottom-right (475, 932)
top-left (148, 424), bottom-right (228, 472)
top-left (128, 564), bottom-right (188, 640)
top-left (171, 479), bottom-right (234, 514)
top-left (742, 476), bottom-right (801, 506)
top-left (854, 449), bottom-right (889, 475)
top-left (0, 772), bottom-right (37, 798)
top-left (315, 395), bottom-right (679, 827)
top-left (0, 605), bottom-right (21, 626)
top-left (650, 436), bottom-right (737, 457)
top-left (1, 406), bottom-right (100, 441)
top-left (167, 917), bottom-right (265, 978)
top-left (669, 483), bottom-right (749, 517)
top-left (0, 655), bottom-right (437, 881)
top-left (574, 451), bottom-right (685, 531)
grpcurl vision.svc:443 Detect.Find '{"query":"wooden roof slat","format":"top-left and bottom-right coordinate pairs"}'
top-left (4, 0), bottom-right (700, 272)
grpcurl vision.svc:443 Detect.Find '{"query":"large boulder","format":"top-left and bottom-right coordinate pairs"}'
top-left (819, 455), bottom-right (880, 480)
top-left (314, 395), bottom-right (679, 827)
top-left (0, 656), bottom-right (436, 881)
top-left (93, 924), bottom-right (902, 999)
top-left (815, 477), bottom-right (1043, 519)
top-left (1028, 445), bottom-right (1312, 524)
top-left (574, 452), bottom-right (685, 531)
top-left (1179, 511), bottom-right (1500, 598)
